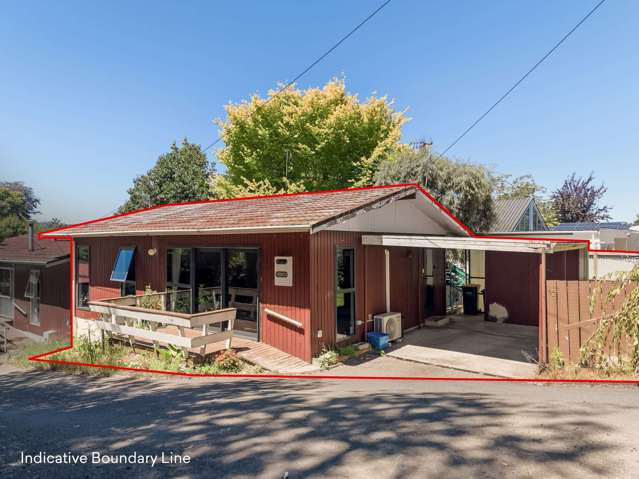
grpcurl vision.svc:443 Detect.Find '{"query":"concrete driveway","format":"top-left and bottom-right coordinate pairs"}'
top-left (1, 364), bottom-right (639, 478)
top-left (380, 315), bottom-right (539, 377)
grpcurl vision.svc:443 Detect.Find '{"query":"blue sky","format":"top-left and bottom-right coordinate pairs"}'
top-left (1, 0), bottom-right (637, 223)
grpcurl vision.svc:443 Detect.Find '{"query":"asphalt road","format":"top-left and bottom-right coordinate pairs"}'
top-left (1, 363), bottom-right (638, 478)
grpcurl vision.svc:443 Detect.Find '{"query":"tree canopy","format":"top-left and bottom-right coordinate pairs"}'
top-left (634, 215), bottom-right (639, 226)
top-left (374, 145), bottom-right (495, 233)
top-left (120, 139), bottom-right (213, 212)
top-left (551, 173), bottom-right (611, 223)
top-left (214, 79), bottom-right (406, 197)
top-left (0, 181), bottom-right (40, 241)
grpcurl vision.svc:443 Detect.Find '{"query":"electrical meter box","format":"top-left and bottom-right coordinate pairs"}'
top-left (274, 256), bottom-right (293, 287)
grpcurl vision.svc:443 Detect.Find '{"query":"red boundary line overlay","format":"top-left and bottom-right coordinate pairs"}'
top-left (31, 183), bottom-right (639, 383)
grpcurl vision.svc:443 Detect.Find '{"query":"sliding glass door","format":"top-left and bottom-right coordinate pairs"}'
top-left (166, 247), bottom-right (259, 336)
top-left (195, 249), bottom-right (223, 313)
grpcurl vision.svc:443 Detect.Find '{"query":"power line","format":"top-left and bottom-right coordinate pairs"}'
top-left (202, 0), bottom-right (393, 153)
top-left (437, 0), bottom-right (608, 159)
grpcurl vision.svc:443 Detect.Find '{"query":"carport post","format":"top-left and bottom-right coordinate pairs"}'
top-left (538, 250), bottom-right (548, 363)
top-left (385, 248), bottom-right (390, 313)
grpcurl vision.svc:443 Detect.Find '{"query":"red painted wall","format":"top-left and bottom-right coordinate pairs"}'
top-left (485, 250), bottom-right (579, 326)
top-left (76, 233), bottom-right (313, 362)
top-left (309, 232), bottom-right (425, 357)
top-left (9, 261), bottom-right (70, 340)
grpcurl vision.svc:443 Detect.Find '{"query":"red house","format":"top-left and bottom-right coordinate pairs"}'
top-left (42, 184), bottom-right (585, 363)
top-left (0, 227), bottom-right (70, 342)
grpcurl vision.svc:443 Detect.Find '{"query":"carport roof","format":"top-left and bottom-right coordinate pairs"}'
top-left (361, 235), bottom-right (588, 254)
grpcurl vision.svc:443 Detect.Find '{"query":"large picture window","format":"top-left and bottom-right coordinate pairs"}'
top-left (336, 248), bottom-right (356, 338)
top-left (110, 247), bottom-right (136, 296)
top-left (76, 245), bottom-right (90, 309)
top-left (24, 269), bottom-right (40, 326)
top-left (0, 267), bottom-right (13, 320)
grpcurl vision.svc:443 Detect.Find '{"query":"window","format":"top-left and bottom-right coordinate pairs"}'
top-left (0, 267), bottom-right (13, 320)
top-left (336, 248), bottom-right (356, 337)
top-left (24, 270), bottom-right (40, 298)
top-left (110, 247), bottom-right (136, 296)
top-left (25, 269), bottom-right (40, 326)
top-left (76, 245), bottom-right (90, 309)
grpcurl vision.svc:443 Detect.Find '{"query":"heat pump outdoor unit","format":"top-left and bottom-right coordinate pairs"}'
top-left (373, 312), bottom-right (402, 341)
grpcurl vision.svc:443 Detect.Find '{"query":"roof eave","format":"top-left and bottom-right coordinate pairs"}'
top-left (43, 225), bottom-right (312, 238)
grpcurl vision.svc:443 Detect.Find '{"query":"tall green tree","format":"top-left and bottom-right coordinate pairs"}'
top-left (374, 145), bottom-right (495, 233)
top-left (551, 173), bottom-right (611, 223)
top-left (214, 79), bottom-right (406, 198)
top-left (634, 214), bottom-right (639, 226)
top-left (495, 174), bottom-right (559, 227)
top-left (120, 139), bottom-right (213, 212)
top-left (0, 181), bottom-right (40, 241)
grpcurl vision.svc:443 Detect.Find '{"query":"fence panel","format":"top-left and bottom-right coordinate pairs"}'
top-left (545, 280), bottom-right (637, 364)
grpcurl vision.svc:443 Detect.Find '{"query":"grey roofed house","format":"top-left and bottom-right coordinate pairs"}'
top-left (489, 197), bottom-right (548, 233)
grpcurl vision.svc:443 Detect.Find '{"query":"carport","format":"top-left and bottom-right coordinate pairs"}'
top-left (362, 234), bottom-right (588, 367)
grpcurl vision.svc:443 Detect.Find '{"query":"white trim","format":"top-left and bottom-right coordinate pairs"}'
top-left (362, 235), bottom-right (587, 254)
top-left (43, 225), bottom-right (311, 238)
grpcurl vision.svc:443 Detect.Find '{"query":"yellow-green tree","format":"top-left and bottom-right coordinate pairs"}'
top-left (214, 79), bottom-right (406, 197)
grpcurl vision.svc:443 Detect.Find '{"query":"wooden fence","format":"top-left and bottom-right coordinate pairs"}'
top-left (545, 280), bottom-right (637, 363)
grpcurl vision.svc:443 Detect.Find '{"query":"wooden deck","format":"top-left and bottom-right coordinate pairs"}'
top-left (158, 325), bottom-right (318, 374)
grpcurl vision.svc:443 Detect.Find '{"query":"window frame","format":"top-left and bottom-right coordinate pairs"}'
top-left (76, 244), bottom-right (91, 310)
top-left (25, 269), bottom-right (41, 326)
top-left (335, 247), bottom-right (356, 338)
top-left (110, 246), bottom-right (136, 283)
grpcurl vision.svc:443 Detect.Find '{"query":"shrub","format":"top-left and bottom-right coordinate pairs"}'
top-left (213, 350), bottom-right (243, 372)
top-left (317, 347), bottom-right (339, 369)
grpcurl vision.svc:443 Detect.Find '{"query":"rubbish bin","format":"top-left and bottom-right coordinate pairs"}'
top-left (462, 284), bottom-right (479, 315)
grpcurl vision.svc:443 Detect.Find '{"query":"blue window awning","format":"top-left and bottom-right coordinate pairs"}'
top-left (110, 247), bottom-right (135, 282)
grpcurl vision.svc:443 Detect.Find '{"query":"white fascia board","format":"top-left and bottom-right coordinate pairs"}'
top-left (361, 235), bottom-right (585, 254)
top-left (43, 225), bottom-right (311, 238)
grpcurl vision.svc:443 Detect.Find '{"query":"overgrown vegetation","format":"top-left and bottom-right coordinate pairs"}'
top-left (316, 346), bottom-right (339, 369)
top-left (10, 335), bottom-right (262, 376)
top-left (579, 265), bottom-right (639, 374)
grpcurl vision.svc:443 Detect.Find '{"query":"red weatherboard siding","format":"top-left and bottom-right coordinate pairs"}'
top-left (389, 247), bottom-right (421, 330)
top-left (11, 262), bottom-right (70, 339)
top-left (308, 231), bottom-right (424, 357)
top-left (77, 233), bottom-right (312, 362)
top-left (309, 231), bottom-right (367, 356)
top-left (485, 250), bottom-right (579, 327)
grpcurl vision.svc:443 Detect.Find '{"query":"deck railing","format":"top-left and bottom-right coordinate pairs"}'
top-left (88, 289), bottom-right (236, 356)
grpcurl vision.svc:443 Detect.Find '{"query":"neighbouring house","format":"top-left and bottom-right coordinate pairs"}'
top-left (490, 197), bottom-right (549, 233)
top-left (0, 225), bottom-right (70, 342)
top-left (42, 184), bottom-right (592, 364)
top-left (495, 222), bottom-right (639, 279)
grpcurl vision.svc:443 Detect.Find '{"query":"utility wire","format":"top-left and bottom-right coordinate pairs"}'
top-left (202, 0), bottom-right (393, 153)
top-left (436, 0), bottom-right (608, 158)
